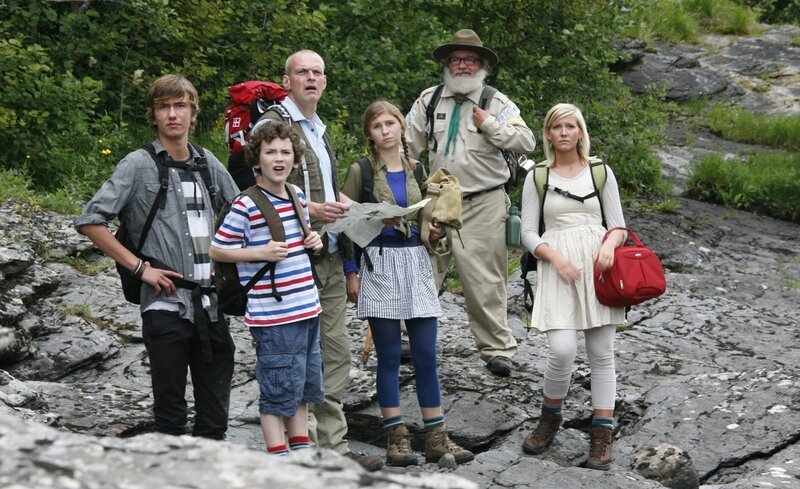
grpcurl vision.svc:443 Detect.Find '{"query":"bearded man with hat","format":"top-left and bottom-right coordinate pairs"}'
top-left (406, 29), bottom-right (535, 377)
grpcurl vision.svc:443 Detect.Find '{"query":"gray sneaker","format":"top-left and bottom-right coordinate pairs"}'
top-left (487, 356), bottom-right (512, 377)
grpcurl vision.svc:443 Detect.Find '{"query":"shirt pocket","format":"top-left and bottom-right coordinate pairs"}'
top-left (141, 182), bottom-right (178, 221)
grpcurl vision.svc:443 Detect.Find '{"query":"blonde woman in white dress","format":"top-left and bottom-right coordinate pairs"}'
top-left (520, 103), bottom-right (626, 470)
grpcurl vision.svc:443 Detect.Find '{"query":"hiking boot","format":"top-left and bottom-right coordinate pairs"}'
top-left (487, 356), bottom-right (512, 377)
top-left (522, 411), bottom-right (563, 455)
top-left (424, 424), bottom-right (475, 464)
top-left (586, 426), bottom-right (613, 471)
top-left (386, 424), bottom-right (417, 467)
top-left (344, 451), bottom-right (384, 472)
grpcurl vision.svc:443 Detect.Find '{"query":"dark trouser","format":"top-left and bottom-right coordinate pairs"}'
top-left (141, 309), bottom-right (235, 439)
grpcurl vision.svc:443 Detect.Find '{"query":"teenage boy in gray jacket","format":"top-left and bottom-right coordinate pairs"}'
top-left (74, 74), bottom-right (239, 439)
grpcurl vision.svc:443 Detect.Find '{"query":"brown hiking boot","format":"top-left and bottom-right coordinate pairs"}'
top-left (586, 426), bottom-right (613, 470)
top-left (424, 424), bottom-right (475, 464)
top-left (386, 424), bottom-right (417, 467)
top-left (522, 411), bottom-right (563, 454)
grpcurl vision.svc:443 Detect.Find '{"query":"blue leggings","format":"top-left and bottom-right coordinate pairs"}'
top-left (368, 317), bottom-right (441, 409)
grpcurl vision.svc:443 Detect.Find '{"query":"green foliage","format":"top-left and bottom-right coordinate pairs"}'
top-left (639, 198), bottom-right (681, 213)
top-left (708, 105), bottom-right (800, 150)
top-left (685, 151), bottom-right (800, 222)
top-left (1, 0), bottom-right (666, 204)
top-left (744, 0), bottom-right (800, 24)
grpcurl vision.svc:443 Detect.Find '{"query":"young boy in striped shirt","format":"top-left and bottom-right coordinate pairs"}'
top-left (210, 122), bottom-right (324, 455)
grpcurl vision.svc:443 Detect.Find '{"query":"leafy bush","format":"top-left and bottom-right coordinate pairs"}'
top-left (0, 0), bottom-right (667, 205)
top-left (708, 105), bottom-right (800, 150)
top-left (686, 152), bottom-right (800, 222)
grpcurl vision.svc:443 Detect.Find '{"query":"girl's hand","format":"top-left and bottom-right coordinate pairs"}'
top-left (346, 272), bottom-right (360, 304)
top-left (258, 240), bottom-right (289, 262)
top-left (304, 231), bottom-right (323, 253)
top-left (428, 221), bottom-right (445, 240)
top-left (381, 216), bottom-right (401, 228)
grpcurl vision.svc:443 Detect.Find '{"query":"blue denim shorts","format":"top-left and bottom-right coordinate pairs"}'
top-left (249, 316), bottom-right (324, 417)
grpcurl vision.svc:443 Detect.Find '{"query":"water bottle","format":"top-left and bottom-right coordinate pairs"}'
top-left (506, 205), bottom-right (521, 247)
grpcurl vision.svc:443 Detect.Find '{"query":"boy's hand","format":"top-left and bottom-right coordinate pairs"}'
top-left (304, 231), bottom-right (323, 253)
top-left (258, 240), bottom-right (289, 262)
top-left (141, 263), bottom-right (183, 296)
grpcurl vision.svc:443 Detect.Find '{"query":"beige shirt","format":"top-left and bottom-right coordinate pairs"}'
top-left (405, 84), bottom-right (536, 193)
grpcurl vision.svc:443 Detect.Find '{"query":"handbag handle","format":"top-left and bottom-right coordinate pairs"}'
top-left (601, 226), bottom-right (642, 247)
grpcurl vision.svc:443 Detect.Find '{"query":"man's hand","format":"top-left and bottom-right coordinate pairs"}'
top-left (141, 263), bottom-right (183, 296)
top-left (309, 200), bottom-right (348, 223)
top-left (473, 106), bottom-right (491, 128)
top-left (381, 216), bottom-right (401, 228)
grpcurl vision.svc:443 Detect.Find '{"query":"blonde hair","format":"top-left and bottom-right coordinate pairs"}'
top-left (145, 74), bottom-right (199, 133)
top-left (542, 103), bottom-right (591, 166)
top-left (361, 100), bottom-right (413, 175)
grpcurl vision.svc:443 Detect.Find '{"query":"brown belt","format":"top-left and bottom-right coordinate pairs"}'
top-left (462, 185), bottom-right (503, 200)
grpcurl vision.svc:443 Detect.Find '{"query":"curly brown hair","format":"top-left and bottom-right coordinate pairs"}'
top-left (245, 121), bottom-right (304, 169)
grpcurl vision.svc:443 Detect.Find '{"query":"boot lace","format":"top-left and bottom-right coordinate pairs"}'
top-left (531, 418), bottom-right (559, 442)
top-left (390, 430), bottom-right (413, 453)
top-left (589, 429), bottom-right (611, 458)
top-left (432, 430), bottom-right (463, 453)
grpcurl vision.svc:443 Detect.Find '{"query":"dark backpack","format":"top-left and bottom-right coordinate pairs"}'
top-left (115, 144), bottom-right (217, 304)
top-left (520, 159), bottom-right (608, 312)
top-left (214, 184), bottom-right (315, 316)
top-left (354, 157), bottom-right (424, 271)
top-left (223, 81), bottom-right (291, 190)
top-left (424, 84), bottom-right (526, 190)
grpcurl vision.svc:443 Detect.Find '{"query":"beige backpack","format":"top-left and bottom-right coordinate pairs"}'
top-left (420, 168), bottom-right (464, 256)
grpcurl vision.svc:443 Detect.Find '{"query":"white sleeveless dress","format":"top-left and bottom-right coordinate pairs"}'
top-left (530, 166), bottom-right (625, 332)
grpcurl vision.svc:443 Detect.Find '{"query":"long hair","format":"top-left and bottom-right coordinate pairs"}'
top-left (145, 74), bottom-right (199, 133)
top-left (362, 100), bottom-right (414, 175)
top-left (542, 103), bottom-right (591, 166)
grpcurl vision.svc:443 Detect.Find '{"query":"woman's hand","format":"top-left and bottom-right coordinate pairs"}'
top-left (346, 272), bottom-right (360, 304)
top-left (552, 254), bottom-right (582, 283)
top-left (594, 240), bottom-right (617, 273)
top-left (428, 221), bottom-right (445, 240)
top-left (304, 231), bottom-right (323, 253)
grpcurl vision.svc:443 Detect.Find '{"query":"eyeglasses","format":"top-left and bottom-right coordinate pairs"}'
top-left (447, 56), bottom-right (481, 67)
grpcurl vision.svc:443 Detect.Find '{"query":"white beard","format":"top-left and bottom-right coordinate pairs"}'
top-left (443, 68), bottom-right (487, 95)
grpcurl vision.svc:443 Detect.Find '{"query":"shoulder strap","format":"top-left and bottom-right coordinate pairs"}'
top-left (412, 162), bottom-right (424, 191)
top-left (533, 163), bottom-right (549, 235)
top-left (357, 157), bottom-right (375, 203)
top-left (589, 161), bottom-right (608, 229)
top-left (425, 83), bottom-right (445, 144)
top-left (136, 144), bottom-right (170, 252)
top-left (240, 186), bottom-right (286, 301)
top-left (189, 143), bottom-right (220, 213)
top-left (284, 184), bottom-right (311, 238)
top-left (478, 85), bottom-right (497, 110)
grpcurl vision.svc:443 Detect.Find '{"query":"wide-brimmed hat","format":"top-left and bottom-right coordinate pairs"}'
top-left (432, 29), bottom-right (498, 66)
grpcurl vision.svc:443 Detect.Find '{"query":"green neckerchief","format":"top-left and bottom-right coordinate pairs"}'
top-left (444, 95), bottom-right (467, 156)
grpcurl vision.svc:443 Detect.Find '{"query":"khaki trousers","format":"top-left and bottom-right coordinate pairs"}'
top-left (308, 252), bottom-right (351, 454)
top-left (433, 188), bottom-right (518, 363)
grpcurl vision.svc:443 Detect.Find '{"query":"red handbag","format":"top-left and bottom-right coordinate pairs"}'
top-left (594, 227), bottom-right (666, 307)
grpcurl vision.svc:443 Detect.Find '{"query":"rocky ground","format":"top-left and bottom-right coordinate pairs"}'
top-left (1, 24), bottom-right (799, 489)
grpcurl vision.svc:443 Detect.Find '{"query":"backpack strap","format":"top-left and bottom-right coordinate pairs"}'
top-left (189, 143), bottom-right (220, 213)
top-left (589, 160), bottom-right (608, 229)
top-left (242, 186), bottom-right (286, 302)
top-left (425, 84), bottom-right (445, 152)
top-left (137, 144), bottom-right (170, 251)
top-left (285, 184), bottom-right (322, 288)
top-left (357, 157), bottom-right (376, 204)
top-left (533, 163), bottom-right (549, 237)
